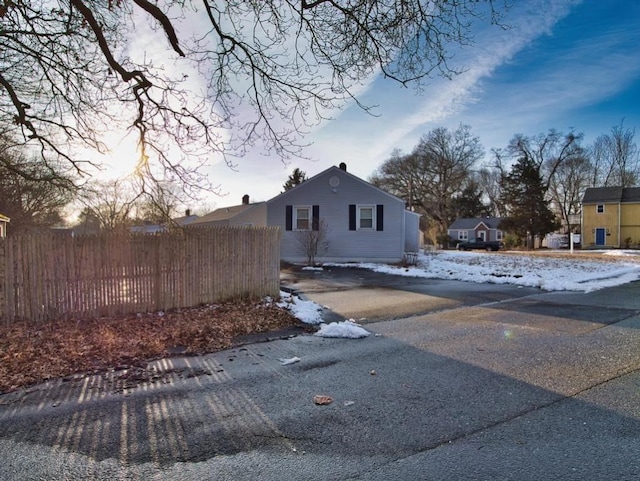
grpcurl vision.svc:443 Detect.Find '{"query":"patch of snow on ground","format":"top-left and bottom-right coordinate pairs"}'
top-left (327, 250), bottom-right (640, 292)
top-left (314, 320), bottom-right (370, 339)
top-left (277, 290), bottom-right (324, 325)
top-left (602, 250), bottom-right (640, 257)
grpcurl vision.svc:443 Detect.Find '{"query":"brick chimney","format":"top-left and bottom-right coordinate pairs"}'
top-left (242, 194), bottom-right (250, 205)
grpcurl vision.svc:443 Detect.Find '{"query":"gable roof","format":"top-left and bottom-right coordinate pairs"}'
top-left (621, 187), bottom-right (640, 203)
top-left (172, 214), bottom-right (199, 226)
top-left (190, 202), bottom-right (264, 225)
top-left (582, 187), bottom-right (624, 203)
top-left (449, 217), bottom-right (502, 230)
top-left (266, 165), bottom-right (405, 204)
top-left (582, 186), bottom-right (640, 204)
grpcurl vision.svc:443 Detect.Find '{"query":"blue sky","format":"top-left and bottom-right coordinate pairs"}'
top-left (194, 0), bottom-right (640, 209)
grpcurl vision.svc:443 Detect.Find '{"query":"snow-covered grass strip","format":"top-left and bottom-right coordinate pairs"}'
top-left (277, 290), bottom-right (324, 325)
top-left (325, 250), bottom-right (640, 292)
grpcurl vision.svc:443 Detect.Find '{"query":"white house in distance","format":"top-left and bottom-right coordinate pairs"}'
top-left (266, 164), bottom-right (421, 263)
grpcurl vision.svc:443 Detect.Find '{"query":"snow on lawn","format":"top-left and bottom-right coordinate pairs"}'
top-left (278, 289), bottom-right (375, 339)
top-left (277, 291), bottom-right (372, 339)
top-left (278, 250), bottom-right (640, 338)
top-left (326, 250), bottom-right (640, 293)
top-left (277, 290), bottom-right (324, 325)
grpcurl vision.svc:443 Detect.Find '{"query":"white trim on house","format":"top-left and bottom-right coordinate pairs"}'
top-left (293, 205), bottom-right (312, 231)
top-left (357, 205), bottom-right (376, 230)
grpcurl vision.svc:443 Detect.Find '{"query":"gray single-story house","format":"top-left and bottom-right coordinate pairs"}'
top-left (189, 196), bottom-right (267, 228)
top-left (266, 164), bottom-right (421, 263)
top-left (448, 217), bottom-right (504, 246)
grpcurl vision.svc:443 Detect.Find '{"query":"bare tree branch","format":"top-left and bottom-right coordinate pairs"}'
top-left (0, 0), bottom-right (506, 192)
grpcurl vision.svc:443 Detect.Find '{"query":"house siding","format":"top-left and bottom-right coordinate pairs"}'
top-left (582, 202), bottom-right (620, 247)
top-left (620, 203), bottom-right (640, 245)
top-left (267, 167), bottom-right (406, 263)
top-left (581, 187), bottom-right (640, 248)
top-left (404, 212), bottom-right (421, 252)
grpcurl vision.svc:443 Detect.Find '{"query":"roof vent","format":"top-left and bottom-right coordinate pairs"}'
top-left (339, 162), bottom-right (347, 171)
top-left (242, 194), bottom-right (250, 205)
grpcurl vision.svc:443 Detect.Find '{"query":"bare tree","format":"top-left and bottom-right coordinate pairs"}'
top-left (1, 1), bottom-right (506, 191)
top-left (77, 178), bottom-right (140, 231)
top-left (493, 130), bottom-right (584, 193)
top-left (589, 120), bottom-right (639, 187)
top-left (476, 166), bottom-right (505, 217)
top-left (547, 153), bottom-right (592, 231)
top-left (132, 180), bottom-right (182, 226)
top-left (296, 218), bottom-right (329, 265)
top-left (371, 125), bottom-right (484, 242)
top-left (0, 136), bottom-right (76, 234)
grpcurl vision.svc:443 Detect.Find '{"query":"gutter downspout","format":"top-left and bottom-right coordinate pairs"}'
top-left (618, 201), bottom-right (621, 248)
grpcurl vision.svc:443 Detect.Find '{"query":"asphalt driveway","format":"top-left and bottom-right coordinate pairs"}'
top-left (280, 265), bottom-right (545, 322)
top-left (1, 268), bottom-right (640, 480)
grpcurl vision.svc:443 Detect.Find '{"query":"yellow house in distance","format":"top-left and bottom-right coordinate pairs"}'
top-left (582, 187), bottom-right (640, 248)
top-left (0, 213), bottom-right (9, 238)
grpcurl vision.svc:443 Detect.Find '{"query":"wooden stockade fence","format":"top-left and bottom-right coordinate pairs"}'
top-left (0, 227), bottom-right (281, 326)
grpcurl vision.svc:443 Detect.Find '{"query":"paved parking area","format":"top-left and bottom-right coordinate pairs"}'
top-left (1, 269), bottom-right (640, 480)
top-left (281, 265), bottom-right (543, 322)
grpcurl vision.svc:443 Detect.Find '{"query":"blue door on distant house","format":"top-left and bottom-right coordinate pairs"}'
top-left (595, 228), bottom-right (606, 246)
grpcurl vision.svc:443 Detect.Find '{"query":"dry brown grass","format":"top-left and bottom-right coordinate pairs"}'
top-left (0, 298), bottom-right (304, 394)
top-left (502, 248), bottom-right (640, 263)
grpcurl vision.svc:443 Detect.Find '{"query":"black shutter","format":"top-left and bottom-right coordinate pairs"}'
top-left (376, 204), bottom-right (384, 231)
top-left (349, 204), bottom-right (356, 231)
top-left (285, 205), bottom-right (292, 231)
top-left (312, 205), bottom-right (320, 231)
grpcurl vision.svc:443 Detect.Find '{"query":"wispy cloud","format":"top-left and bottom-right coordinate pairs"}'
top-left (304, 0), bottom-right (581, 173)
top-left (201, 0), bottom-right (640, 206)
top-left (363, 0), bottom-right (580, 153)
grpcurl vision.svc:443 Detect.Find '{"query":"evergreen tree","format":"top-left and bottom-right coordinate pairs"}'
top-left (282, 168), bottom-right (308, 192)
top-left (451, 180), bottom-right (486, 219)
top-left (500, 156), bottom-right (559, 248)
